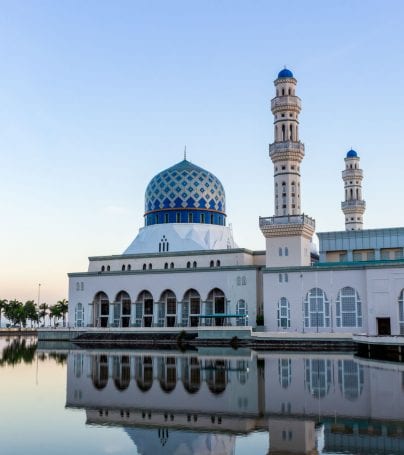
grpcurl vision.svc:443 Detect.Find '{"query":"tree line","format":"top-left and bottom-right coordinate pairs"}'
top-left (0, 299), bottom-right (68, 328)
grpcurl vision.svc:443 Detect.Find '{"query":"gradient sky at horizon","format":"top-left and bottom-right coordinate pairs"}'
top-left (1, 0), bottom-right (404, 305)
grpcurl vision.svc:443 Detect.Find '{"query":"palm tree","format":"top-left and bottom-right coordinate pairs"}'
top-left (38, 303), bottom-right (49, 327)
top-left (0, 299), bottom-right (7, 328)
top-left (49, 305), bottom-right (62, 327)
top-left (57, 299), bottom-right (68, 327)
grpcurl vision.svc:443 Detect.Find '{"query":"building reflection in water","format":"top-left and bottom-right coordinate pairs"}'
top-left (64, 349), bottom-right (404, 454)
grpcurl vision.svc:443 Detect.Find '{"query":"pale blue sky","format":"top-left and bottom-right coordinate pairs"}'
top-left (1, 0), bottom-right (404, 303)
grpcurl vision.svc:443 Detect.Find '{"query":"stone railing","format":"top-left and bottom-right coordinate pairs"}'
top-left (342, 169), bottom-right (363, 179)
top-left (341, 200), bottom-right (366, 209)
top-left (271, 96), bottom-right (301, 111)
top-left (259, 214), bottom-right (315, 229)
top-left (269, 141), bottom-right (305, 155)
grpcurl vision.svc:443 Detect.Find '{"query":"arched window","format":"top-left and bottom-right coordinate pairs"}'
top-left (279, 273), bottom-right (283, 283)
top-left (282, 124), bottom-right (286, 140)
top-left (107, 265), bottom-right (110, 271)
top-left (148, 263), bottom-right (152, 270)
top-left (356, 188), bottom-right (359, 199)
top-left (304, 359), bottom-right (332, 399)
top-left (127, 264), bottom-right (131, 271)
top-left (122, 265), bottom-right (126, 271)
top-left (399, 289), bottom-right (404, 334)
top-left (304, 288), bottom-right (330, 329)
top-left (142, 263), bottom-right (146, 270)
top-left (164, 263), bottom-right (168, 269)
top-left (193, 261), bottom-right (197, 268)
top-left (75, 303), bottom-right (84, 327)
top-left (288, 87), bottom-right (291, 95)
top-left (186, 261), bottom-right (191, 268)
top-left (277, 297), bottom-right (290, 328)
top-left (76, 282), bottom-right (80, 291)
top-left (350, 188), bottom-right (353, 199)
top-left (101, 265), bottom-right (105, 272)
top-left (289, 124), bottom-right (293, 140)
top-left (279, 247), bottom-right (283, 256)
top-left (338, 359), bottom-right (364, 401)
top-left (241, 276), bottom-right (246, 285)
top-left (236, 299), bottom-right (248, 326)
top-left (336, 287), bottom-right (362, 328)
top-left (285, 247), bottom-right (289, 256)
top-left (170, 262), bottom-right (174, 269)
top-left (236, 276), bottom-right (241, 286)
top-left (278, 358), bottom-right (292, 388)
top-left (210, 260), bottom-right (214, 268)
top-left (216, 260), bottom-right (221, 267)
top-left (282, 88), bottom-right (285, 95)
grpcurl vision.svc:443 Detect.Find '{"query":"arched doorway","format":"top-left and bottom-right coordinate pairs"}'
top-left (93, 291), bottom-right (110, 327)
top-left (115, 291), bottom-right (132, 327)
top-left (183, 289), bottom-right (201, 327)
top-left (136, 291), bottom-right (154, 327)
top-left (159, 290), bottom-right (177, 327)
top-left (91, 354), bottom-right (109, 389)
top-left (207, 288), bottom-right (226, 326)
top-left (135, 356), bottom-right (153, 392)
top-left (112, 355), bottom-right (131, 391)
top-left (158, 357), bottom-right (177, 392)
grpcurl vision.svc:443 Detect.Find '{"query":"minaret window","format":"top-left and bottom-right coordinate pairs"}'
top-left (282, 124), bottom-right (286, 140)
top-left (282, 88), bottom-right (285, 95)
top-left (289, 125), bottom-right (293, 140)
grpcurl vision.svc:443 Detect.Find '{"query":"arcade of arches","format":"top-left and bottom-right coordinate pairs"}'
top-left (85, 288), bottom-right (248, 328)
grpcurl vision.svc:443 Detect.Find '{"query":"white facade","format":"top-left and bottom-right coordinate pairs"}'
top-left (68, 67), bottom-right (404, 337)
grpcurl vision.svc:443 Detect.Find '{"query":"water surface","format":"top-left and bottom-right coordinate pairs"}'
top-left (1, 337), bottom-right (404, 454)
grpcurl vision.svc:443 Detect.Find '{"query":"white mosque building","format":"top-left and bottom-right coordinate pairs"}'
top-left (68, 68), bottom-right (404, 337)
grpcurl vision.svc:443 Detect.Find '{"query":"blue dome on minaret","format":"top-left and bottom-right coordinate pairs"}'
top-left (346, 149), bottom-right (358, 158)
top-left (277, 68), bottom-right (294, 78)
top-left (144, 159), bottom-right (226, 226)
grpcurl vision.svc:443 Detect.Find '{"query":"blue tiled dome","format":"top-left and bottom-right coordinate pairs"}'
top-left (278, 68), bottom-right (294, 78)
top-left (346, 149), bottom-right (358, 158)
top-left (144, 159), bottom-right (226, 226)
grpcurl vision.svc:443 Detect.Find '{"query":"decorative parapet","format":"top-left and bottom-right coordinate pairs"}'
top-left (341, 200), bottom-right (366, 210)
top-left (271, 95), bottom-right (301, 112)
top-left (269, 141), bottom-right (305, 161)
top-left (342, 169), bottom-right (363, 179)
top-left (259, 214), bottom-right (315, 238)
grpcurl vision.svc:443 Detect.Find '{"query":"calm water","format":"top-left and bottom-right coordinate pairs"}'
top-left (1, 337), bottom-right (404, 454)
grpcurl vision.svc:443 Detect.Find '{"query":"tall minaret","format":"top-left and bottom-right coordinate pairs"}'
top-left (341, 149), bottom-right (366, 230)
top-left (260, 68), bottom-right (315, 267)
top-left (270, 67), bottom-right (303, 216)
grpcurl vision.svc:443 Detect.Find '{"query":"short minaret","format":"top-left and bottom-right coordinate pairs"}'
top-left (260, 68), bottom-right (315, 267)
top-left (341, 149), bottom-right (366, 230)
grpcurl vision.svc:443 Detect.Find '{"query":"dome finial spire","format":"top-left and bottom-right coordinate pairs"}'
top-left (184, 145), bottom-right (187, 161)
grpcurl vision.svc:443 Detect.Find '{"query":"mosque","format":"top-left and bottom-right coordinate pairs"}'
top-left (68, 68), bottom-right (404, 337)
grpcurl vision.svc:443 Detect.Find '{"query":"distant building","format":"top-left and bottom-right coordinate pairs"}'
top-left (68, 68), bottom-right (404, 336)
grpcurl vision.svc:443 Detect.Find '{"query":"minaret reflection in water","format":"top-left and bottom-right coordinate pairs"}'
top-left (66, 349), bottom-right (404, 454)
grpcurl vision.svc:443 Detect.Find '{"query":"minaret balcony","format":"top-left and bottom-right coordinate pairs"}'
top-left (259, 214), bottom-right (315, 238)
top-left (342, 169), bottom-right (363, 179)
top-left (269, 141), bottom-right (305, 159)
top-left (271, 96), bottom-right (301, 113)
top-left (341, 200), bottom-right (366, 210)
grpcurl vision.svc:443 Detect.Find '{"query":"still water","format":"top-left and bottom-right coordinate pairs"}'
top-left (1, 337), bottom-right (404, 454)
